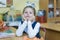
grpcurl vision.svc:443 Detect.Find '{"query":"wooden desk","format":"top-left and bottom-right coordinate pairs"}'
top-left (41, 23), bottom-right (60, 40)
top-left (0, 37), bottom-right (23, 40)
top-left (0, 27), bottom-right (23, 40)
top-left (0, 27), bottom-right (44, 40)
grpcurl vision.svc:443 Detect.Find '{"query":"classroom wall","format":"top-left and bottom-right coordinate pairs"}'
top-left (0, 0), bottom-right (39, 19)
top-left (13, 0), bottom-right (39, 13)
top-left (0, 0), bottom-right (39, 13)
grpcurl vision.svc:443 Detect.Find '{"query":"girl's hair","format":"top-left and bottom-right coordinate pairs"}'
top-left (23, 6), bottom-right (36, 16)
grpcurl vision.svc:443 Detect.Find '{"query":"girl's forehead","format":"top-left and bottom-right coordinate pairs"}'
top-left (24, 8), bottom-right (34, 11)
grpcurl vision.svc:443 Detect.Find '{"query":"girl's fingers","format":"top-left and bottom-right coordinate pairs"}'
top-left (22, 15), bottom-right (26, 21)
top-left (29, 16), bottom-right (35, 21)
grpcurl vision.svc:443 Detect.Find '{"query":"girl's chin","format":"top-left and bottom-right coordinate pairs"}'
top-left (25, 19), bottom-right (30, 21)
top-left (26, 18), bottom-right (30, 20)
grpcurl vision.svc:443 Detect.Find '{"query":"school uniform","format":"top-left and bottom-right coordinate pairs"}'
top-left (16, 21), bottom-right (41, 39)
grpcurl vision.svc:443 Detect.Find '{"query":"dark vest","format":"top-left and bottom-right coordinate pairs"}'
top-left (21, 21), bottom-right (41, 39)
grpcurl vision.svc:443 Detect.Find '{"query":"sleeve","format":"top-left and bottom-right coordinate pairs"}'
top-left (27, 21), bottom-right (40, 38)
top-left (16, 21), bottom-right (27, 36)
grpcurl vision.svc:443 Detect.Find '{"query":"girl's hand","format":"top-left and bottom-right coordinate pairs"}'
top-left (22, 15), bottom-right (27, 21)
top-left (28, 16), bottom-right (35, 22)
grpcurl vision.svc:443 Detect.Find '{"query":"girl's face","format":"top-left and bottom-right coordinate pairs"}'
top-left (23, 8), bottom-right (35, 21)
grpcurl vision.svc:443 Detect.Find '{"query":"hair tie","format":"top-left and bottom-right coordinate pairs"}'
top-left (25, 1), bottom-right (35, 8)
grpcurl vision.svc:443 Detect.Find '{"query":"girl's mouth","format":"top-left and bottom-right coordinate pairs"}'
top-left (26, 16), bottom-right (30, 17)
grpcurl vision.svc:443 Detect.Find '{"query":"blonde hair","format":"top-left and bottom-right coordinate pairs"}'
top-left (23, 6), bottom-right (36, 16)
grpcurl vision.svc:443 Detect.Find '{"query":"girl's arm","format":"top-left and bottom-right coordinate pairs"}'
top-left (16, 21), bottom-right (27, 36)
top-left (28, 21), bottom-right (40, 38)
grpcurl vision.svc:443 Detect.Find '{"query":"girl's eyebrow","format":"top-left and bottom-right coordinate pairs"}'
top-left (30, 12), bottom-right (32, 14)
top-left (25, 12), bottom-right (28, 13)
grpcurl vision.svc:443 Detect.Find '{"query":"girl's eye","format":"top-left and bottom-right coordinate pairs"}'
top-left (30, 12), bottom-right (32, 14)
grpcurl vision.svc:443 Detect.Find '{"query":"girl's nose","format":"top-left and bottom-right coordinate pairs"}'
top-left (26, 13), bottom-right (29, 15)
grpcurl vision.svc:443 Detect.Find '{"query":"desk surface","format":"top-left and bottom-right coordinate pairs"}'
top-left (41, 23), bottom-right (60, 32)
top-left (0, 27), bottom-right (24, 40)
top-left (0, 23), bottom-right (60, 40)
top-left (0, 27), bottom-right (44, 40)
